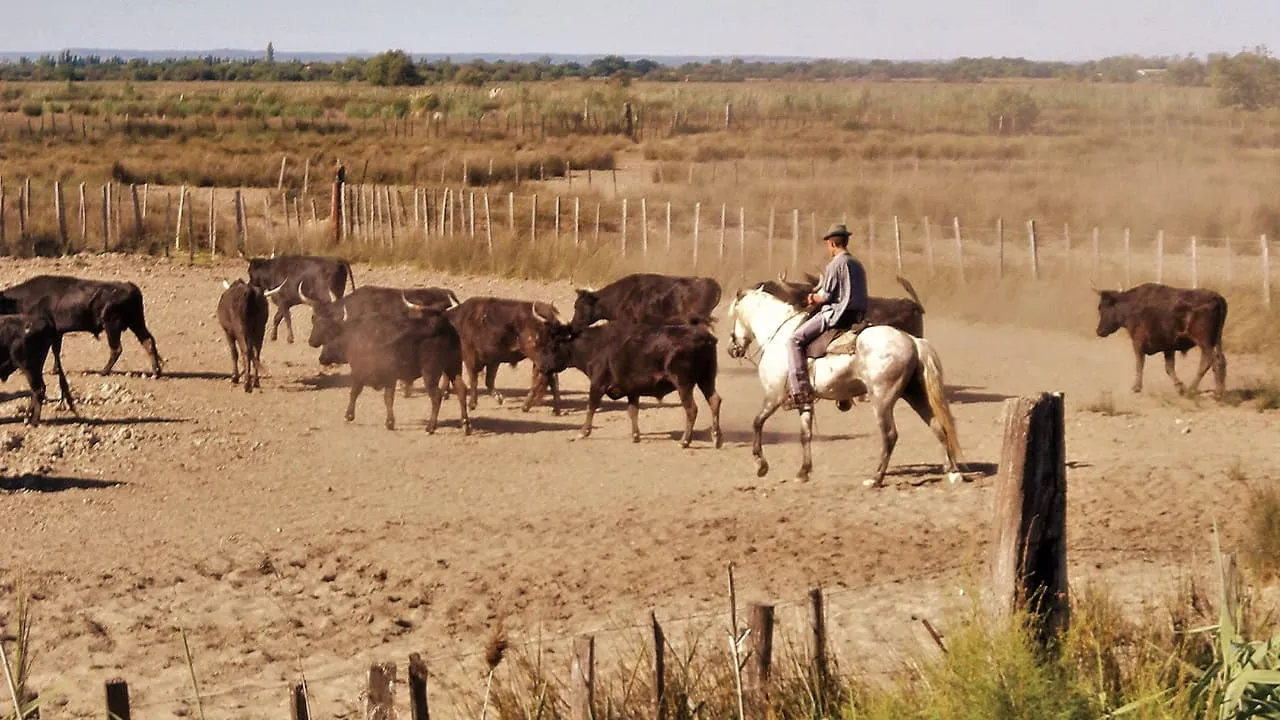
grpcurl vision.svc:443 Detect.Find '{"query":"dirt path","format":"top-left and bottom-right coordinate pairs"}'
top-left (0, 254), bottom-right (1274, 718)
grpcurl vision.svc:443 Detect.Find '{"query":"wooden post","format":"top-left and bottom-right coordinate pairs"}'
top-left (20, 178), bottom-right (30, 245)
top-left (0, 180), bottom-right (8, 250)
top-left (531, 193), bottom-right (538, 245)
top-left (101, 184), bottom-right (109, 252)
top-left (555, 196), bottom-right (562, 243)
top-left (469, 192), bottom-right (476, 239)
top-left (745, 603), bottom-right (775, 699)
top-left (54, 180), bottom-right (68, 250)
top-left (693, 202), bottom-right (701, 267)
top-left (207, 187), bottom-right (216, 257)
top-left (791, 209), bottom-right (799, 270)
top-left (483, 194), bottom-right (493, 255)
top-left (141, 183), bottom-right (149, 218)
top-left (893, 215), bottom-right (904, 273)
top-left (234, 189), bottom-right (246, 257)
top-left (1263, 235), bottom-right (1272, 308)
top-left (621, 198), bottom-right (628, 256)
top-left (187, 188), bottom-right (197, 259)
top-left (570, 635), bottom-right (595, 720)
top-left (366, 661), bottom-right (396, 720)
top-left (1156, 229), bottom-right (1164, 284)
top-left (665, 202), bottom-right (672, 253)
top-left (595, 203), bottom-right (601, 245)
top-left (290, 681), bottom-right (310, 720)
top-left (409, 653), bottom-right (430, 720)
top-left (651, 612), bottom-right (666, 720)
top-left (277, 155), bottom-right (288, 190)
top-left (574, 197), bottom-right (581, 247)
top-left (641, 198), bottom-right (649, 257)
top-left (988, 393), bottom-right (1069, 646)
top-left (78, 181), bottom-right (87, 248)
top-left (301, 157), bottom-right (310, 198)
top-left (131, 185), bottom-right (143, 246)
top-left (924, 216), bottom-right (935, 275)
top-left (508, 192), bottom-right (515, 238)
top-left (1190, 236), bottom-right (1198, 288)
top-left (174, 185), bottom-right (187, 251)
top-left (1091, 226), bottom-right (1099, 277)
top-left (809, 588), bottom-right (828, 700)
top-left (1123, 228), bottom-right (1131, 287)
top-left (739, 207), bottom-right (746, 278)
top-left (105, 678), bottom-right (131, 720)
top-left (953, 216), bottom-right (964, 283)
top-left (332, 177), bottom-right (343, 244)
top-left (1027, 219), bottom-right (1039, 281)
top-left (719, 203), bottom-right (727, 260)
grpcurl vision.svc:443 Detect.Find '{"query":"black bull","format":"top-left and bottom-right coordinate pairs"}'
top-left (0, 275), bottom-right (163, 388)
top-left (538, 321), bottom-right (722, 448)
top-left (570, 273), bottom-right (722, 331)
top-left (247, 255), bottom-right (355, 343)
top-left (0, 314), bottom-right (72, 425)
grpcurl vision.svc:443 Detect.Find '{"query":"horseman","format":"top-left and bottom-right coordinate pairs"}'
top-left (787, 223), bottom-right (869, 411)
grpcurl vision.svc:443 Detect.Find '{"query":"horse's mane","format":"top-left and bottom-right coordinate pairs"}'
top-left (753, 280), bottom-right (808, 310)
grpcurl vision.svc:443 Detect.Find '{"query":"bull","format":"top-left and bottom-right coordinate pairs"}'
top-left (758, 272), bottom-right (926, 337)
top-left (537, 321), bottom-right (722, 448)
top-left (217, 279), bottom-right (281, 393)
top-left (0, 275), bottom-right (163, 383)
top-left (1094, 282), bottom-right (1228, 398)
top-left (570, 273), bottom-right (722, 332)
top-left (246, 255), bottom-right (355, 343)
top-left (318, 308), bottom-right (469, 434)
top-left (0, 313), bottom-right (73, 425)
top-left (446, 297), bottom-right (563, 414)
top-left (305, 285), bottom-right (460, 353)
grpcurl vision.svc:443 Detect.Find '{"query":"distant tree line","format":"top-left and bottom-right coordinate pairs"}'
top-left (2, 47), bottom-right (1279, 108)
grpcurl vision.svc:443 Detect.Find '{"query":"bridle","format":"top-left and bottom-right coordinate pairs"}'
top-left (728, 297), bottom-right (802, 366)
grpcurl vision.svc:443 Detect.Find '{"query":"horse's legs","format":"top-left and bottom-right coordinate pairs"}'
top-left (678, 384), bottom-right (697, 448)
top-left (903, 379), bottom-right (962, 478)
top-left (866, 394), bottom-right (900, 488)
top-left (752, 393), bottom-right (784, 477)
top-left (627, 393), bottom-right (641, 443)
top-left (796, 406), bottom-right (814, 482)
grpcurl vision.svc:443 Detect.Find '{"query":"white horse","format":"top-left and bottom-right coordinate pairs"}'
top-left (726, 287), bottom-right (964, 486)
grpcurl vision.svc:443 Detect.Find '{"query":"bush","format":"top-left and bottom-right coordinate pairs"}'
top-left (365, 50), bottom-right (423, 87)
top-left (1211, 49), bottom-right (1280, 110)
top-left (20, 102), bottom-right (43, 117)
top-left (987, 88), bottom-right (1039, 134)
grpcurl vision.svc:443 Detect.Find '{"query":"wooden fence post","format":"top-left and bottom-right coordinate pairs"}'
top-left (366, 661), bottom-right (396, 720)
top-left (54, 180), bottom-right (68, 250)
top-left (1190, 236), bottom-right (1198, 288)
top-left (621, 198), bottom-right (628, 256)
top-left (174, 185), bottom-right (187, 251)
top-left (508, 192), bottom-right (515, 238)
top-left (746, 603), bottom-right (775, 702)
top-left (234, 189), bottom-right (246, 257)
top-left (207, 187), bottom-right (216, 257)
top-left (570, 635), bottom-right (595, 720)
top-left (332, 177), bottom-right (343, 245)
top-left (665, 201), bottom-right (672, 253)
top-left (555, 196), bottom-right (562, 244)
top-left (409, 653), bottom-right (430, 720)
top-left (893, 215), bottom-right (903, 274)
top-left (105, 677), bottom-right (131, 720)
top-left (20, 178), bottom-right (30, 245)
top-left (809, 588), bottom-right (828, 698)
top-left (651, 612), bottom-right (666, 720)
top-left (642, 198), bottom-right (649, 257)
top-left (790, 209), bottom-right (799, 271)
top-left (78, 181), bottom-right (88, 249)
top-left (1027, 219), bottom-right (1039, 281)
top-left (1, 179), bottom-right (8, 250)
top-left (290, 681), bottom-right (310, 720)
top-left (531, 193), bottom-right (538, 245)
top-left (923, 217), bottom-right (935, 275)
top-left (953, 216), bottom-right (964, 283)
top-left (129, 184), bottom-right (143, 247)
top-left (483, 194), bottom-right (493, 255)
top-left (1156, 230), bottom-right (1164, 284)
top-left (101, 184), bottom-right (110, 252)
top-left (988, 393), bottom-right (1069, 647)
top-left (1263, 235), bottom-right (1272, 308)
top-left (302, 157), bottom-right (310, 198)
top-left (277, 155), bottom-right (288, 190)
top-left (719, 203), bottom-right (727, 260)
top-left (595, 203), bottom-right (601, 245)
top-left (1123, 228), bottom-right (1131, 287)
top-left (574, 197), bottom-right (581, 247)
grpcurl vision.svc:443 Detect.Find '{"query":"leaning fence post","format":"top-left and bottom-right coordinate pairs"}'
top-left (174, 185), bottom-right (187, 251)
top-left (809, 588), bottom-right (828, 699)
top-left (692, 202), bottom-right (701, 268)
top-left (105, 678), bottom-right (132, 720)
top-left (651, 612), bottom-right (666, 720)
top-left (574, 197), bottom-right (581, 247)
top-left (483, 194), bottom-right (493, 256)
top-left (101, 184), bottom-right (110, 252)
top-left (621, 198), bottom-right (628, 256)
top-left (1027, 219), bottom-right (1039, 281)
top-left (366, 661), bottom-right (396, 720)
top-left (290, 681), bottom-right (310, 720)
top-left (570, 635), bottom-right (595, 720)
top-left (131, 184), bottom-right (143, 246)
top-left (988, 393), bottom-right (1069, 647)
top-left (641, 197), bottom-right (649, 257)
top-left (953, 216), bottom-right (964, 283)
top-left (530, 194), bottom-right (537, 245)
top-left (746, 602), bottom-right (775, 706)
top-left (409, 653), bottom-right (430, 720)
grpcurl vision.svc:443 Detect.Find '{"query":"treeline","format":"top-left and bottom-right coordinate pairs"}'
top-left (3, 48), bottom-right (1280, 108)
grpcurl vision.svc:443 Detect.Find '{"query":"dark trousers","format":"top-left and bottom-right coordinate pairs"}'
top-left (788, 312), bottom-right (831, 396)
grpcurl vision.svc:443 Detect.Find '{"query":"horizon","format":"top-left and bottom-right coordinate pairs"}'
top-left (5, 0), bottom-right (1277, 64)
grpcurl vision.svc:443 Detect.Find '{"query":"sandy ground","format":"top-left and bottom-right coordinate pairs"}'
top-left (0, 254), bottom-right (1276, 718)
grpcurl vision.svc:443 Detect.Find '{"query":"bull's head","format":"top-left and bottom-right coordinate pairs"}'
top-left (535, 322), bottom-right (577, 376)
top-left (307, 294), bottom-right (347, 349)
top-left (1094, 286), bottom-right (1126, 337)
top-left (570, 288), bottom-right (600, 332)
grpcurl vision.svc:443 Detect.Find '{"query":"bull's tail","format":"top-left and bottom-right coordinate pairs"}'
top-left (913, 337), bottom-right (963, 465)
top-left (896, 275), bottom-right (924, 312)
top-left (343, 261), bottom-right (357, 291)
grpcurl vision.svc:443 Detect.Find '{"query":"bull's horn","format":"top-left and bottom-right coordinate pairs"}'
top-left (447, 293), bottom-right (459, 309)
top-left (402, 292), bottom-right (427, 311)
top-left (328, 286), bottom-right (337, 303)
top-left (298, 280), bottom-right (317, 305)
top-left (263, 280), bottom-right (287, 298)
top-left (342, 305), bottom-right (348, 323)
top-left (222, 279), bottom-right (231, 290)
top-left (1089, 278), bottom-right (1100, 294)
top-left (532, 306), bottom-right (550, 323)
top-left (777, 269), bottom-right (787, 283)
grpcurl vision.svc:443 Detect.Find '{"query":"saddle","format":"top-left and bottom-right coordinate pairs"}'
top-left (806, 321), bottom-right (869, 359)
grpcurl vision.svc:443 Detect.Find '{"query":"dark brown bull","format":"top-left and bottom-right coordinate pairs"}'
top-left (247, 255), bottom-right (355, 343)
top-left (1094, 282), bottom-right (1228, 398)
top-left (757, 272), bottom-right (926, 337)
top-left (446, 297), bottom-right (563, 414)
top-left (305, 285), bottom-right (460, 352)
top-left (318, 309), bottom-right (469, 434)
top-left (0, 313), bottom-right (72, 425)
top-left (538, 321), bottom-right (722, 447)
top-left (0, 275), bottom-right (163, 383)
top-left (570, 273), bottom-right (722, 332)
top-left (216, 279), bottom-right (277, 393)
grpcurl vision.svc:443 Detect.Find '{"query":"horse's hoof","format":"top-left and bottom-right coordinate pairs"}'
top-left (755, 460), bottom-right (769, 478)
top-left (863, 478), bottom-right (884, 488)
top-left (463, 424), bottom-right (472, 436)
top-left (633, 435), bottom-right (642, 444)
top-left (344, 414), bottom-right (355, 423)
top-left (713, 434), bottom-right (723, 449)
top-left (795, 472), bottom-right (810, 483)
top-left (947, 471), bottom-right (966, 485)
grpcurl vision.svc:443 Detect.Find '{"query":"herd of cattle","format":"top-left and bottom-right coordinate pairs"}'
top-left (0, 254), bottom-right (1234, 455)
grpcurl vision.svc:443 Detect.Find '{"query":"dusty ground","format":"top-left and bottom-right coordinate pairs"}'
top-left (0, 254), bottom-right (1276, 719)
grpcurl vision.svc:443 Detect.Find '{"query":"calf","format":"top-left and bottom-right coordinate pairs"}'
top-left (0, 313), bottom-right (72, 425)
top-left (446, 297), bottom-right (564, 414)
top-left (319, 310), bottom-right (469, 434)
top-left (0, 275), bottom-right (163, 379)
top-left (571, 273), bottom-right (722, 332)
top-left (1095, 282), bottom-right (1228, 398)
top-left (247, 255), bottom-right (355, 343)
top-left (216, 280), bottom-right (275, 393)
top-left (538, 322), bottom-right (722, 447)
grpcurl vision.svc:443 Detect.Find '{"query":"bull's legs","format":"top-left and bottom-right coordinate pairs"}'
top-left (865, 395), bottom-right (900, 488)
top-left (698, 376), bottom-right (723, 449)
top-left (269, 299), bottom-right (288, 342)
top-left (465, 360), bottom-right (481, 411)
top-left (248, 345), bottom-right (262, 390)
top-left (452, 375), bottom-right (471, 435)
top-left (21, 366), bottom-right (46, 426)
top-left (522, 370), bottom-right (561, 415)
top-left (752, 393), bottom-right (784, 477)
top-left (238, 339), bottom-right (254, 393)
top-left (1187, 343), bottom-right (1219, 398)
top-left (128, 320), bottom-right (163, 377)
top-left (627, 394), bottom-right (641, 443)
top-left (50, 334), bottom-right (76, 414)
top-left (102, 324), bottom-right (125, 375)
top-left (345, 383), bottom-right (364, 422)
top-left (382, 386), bottom-right (396, 430)
top-left (402, 379), bottom-right (415, 399)
top-left (281, 306), bottom-right (296, 344)
top-left (578, 385), bottom-right (604, 440)
top-left (226, 331), bottom-right (241, 385)
top-left (485, 365), bottom-right (502, 405)
top-left (678, 385), bottom-right (698, 449)
top-left (1163, 350), bottom-right (1186, 395)
top-left (1213, 346), bottom-right (1228, 399)
top-left (1131, 344), bottom-right (1146, 393)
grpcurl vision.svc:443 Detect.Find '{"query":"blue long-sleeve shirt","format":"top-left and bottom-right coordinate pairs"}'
top-left (813, 251), bottom-right (868, 328)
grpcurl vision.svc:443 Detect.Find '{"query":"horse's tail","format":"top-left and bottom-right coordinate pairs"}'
top-left (913, 337), bottom-right (963, 464)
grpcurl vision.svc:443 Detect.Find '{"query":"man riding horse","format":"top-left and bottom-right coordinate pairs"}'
top-left (788, 223), bottom-right (869, 411)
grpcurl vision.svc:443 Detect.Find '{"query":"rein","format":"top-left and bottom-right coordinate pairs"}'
top-left (733, 304), bottom-right (803, 367)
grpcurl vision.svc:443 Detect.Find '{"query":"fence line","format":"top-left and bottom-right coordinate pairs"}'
top-left (0, 176), bottom-right (1274, 306)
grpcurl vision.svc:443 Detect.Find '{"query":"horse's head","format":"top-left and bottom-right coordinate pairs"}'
top-left (727, 286), bottom-right (768, 359)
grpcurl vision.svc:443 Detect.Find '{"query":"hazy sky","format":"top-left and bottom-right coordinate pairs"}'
top-left (4, 0), bottom-right (1277, 61)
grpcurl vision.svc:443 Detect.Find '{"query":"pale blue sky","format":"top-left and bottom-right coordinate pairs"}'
top-left (3, 0), bottom-right (1276, 61)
